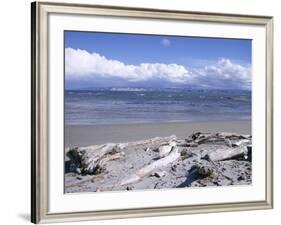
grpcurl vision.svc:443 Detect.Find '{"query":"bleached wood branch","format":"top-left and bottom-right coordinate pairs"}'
top-left (120, 146), bottom-right (181, 186)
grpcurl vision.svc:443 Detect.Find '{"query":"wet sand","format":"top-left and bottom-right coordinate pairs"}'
top-left (65, 120), bottom-right (251, 148)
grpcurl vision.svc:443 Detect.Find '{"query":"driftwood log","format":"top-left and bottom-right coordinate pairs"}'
top-left (117, 135), bottom-right (177, 150)
top-left (67, 143), bottom-right (122, 174)
top-left (204, 146), bottom-right (248, 161)
top-left (120, 146), bottom-right (181, 186)
top-left (186, 132), bottom-right (251, 148)
top-left (66, 135), bottom-right (178, 175)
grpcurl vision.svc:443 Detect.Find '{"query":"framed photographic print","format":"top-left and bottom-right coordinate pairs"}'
top-left (31, 1), bottom-right (273, 223)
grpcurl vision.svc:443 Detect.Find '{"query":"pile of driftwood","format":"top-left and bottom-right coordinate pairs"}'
top-left (65, 132), bottom-right (252, 191)
top-left (185, 132), bottom-right (252, 161)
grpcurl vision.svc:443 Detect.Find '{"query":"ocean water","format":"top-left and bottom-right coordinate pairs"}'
top-left (65, 89), bottom-right (251, 125)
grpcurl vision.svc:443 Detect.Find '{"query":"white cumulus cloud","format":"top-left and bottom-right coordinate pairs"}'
top-left (65, 48), bottom-right (191, 83)
top-left (193, 58), bottom-right (251, 89)
top-left (65, 48), bottom-right (251, 89)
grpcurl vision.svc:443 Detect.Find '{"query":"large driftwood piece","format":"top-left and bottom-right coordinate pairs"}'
top-left (98, 152), bottom-right (125, 167)
top-left (117, 135), bottom-right (177, 150)
top-left (186, 132), bottom-right (251, 147)
top-left (67, 143), bottom-right (118, 174)
top-left (82, 143), bottom-right (117, 174)
top-left (67, 136), bottom-right (178, 175)
top-left (216, 132), bottom-right (251, 140)
top-left (120, 146), bottom-right (181, 186)
top-left (206, 147), bottom-right (247, 161)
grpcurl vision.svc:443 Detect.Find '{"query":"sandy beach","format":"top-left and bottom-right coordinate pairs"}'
top-left (65, 120), bottom-right (252, 193)
top-left (65, 120), bottom-right (251, 148)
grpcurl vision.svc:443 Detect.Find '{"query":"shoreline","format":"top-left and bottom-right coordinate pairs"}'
top-left (65, 120), bottom-right (251, 148)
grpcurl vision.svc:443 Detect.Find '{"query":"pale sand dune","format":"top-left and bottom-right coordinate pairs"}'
top-left (65, 120), bottom-right (251, 148)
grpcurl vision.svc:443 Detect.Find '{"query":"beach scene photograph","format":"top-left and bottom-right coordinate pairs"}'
top-left (64, 31), bottom-right (252, 193)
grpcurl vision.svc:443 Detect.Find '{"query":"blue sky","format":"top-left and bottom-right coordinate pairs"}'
top-left (65, 31), bottom-right (252, 90)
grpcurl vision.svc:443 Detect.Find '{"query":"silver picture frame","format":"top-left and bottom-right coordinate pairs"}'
top-left (31, 1), bottom-right (273, 223)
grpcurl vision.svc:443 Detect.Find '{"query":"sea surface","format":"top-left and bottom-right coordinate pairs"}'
top-left (65, 89), bottom-right (251, 125)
